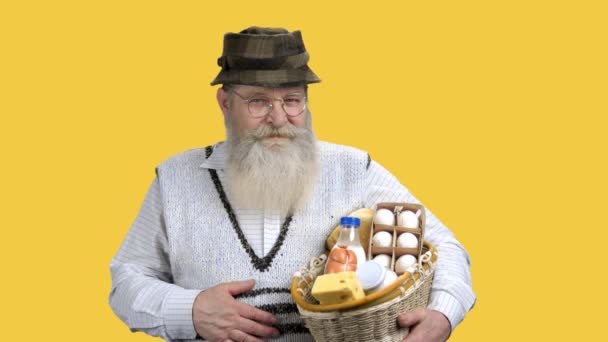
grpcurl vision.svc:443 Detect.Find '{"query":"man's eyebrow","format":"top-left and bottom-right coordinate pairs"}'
top-left (243, 91), bottom-right (304, 97)
top-left (237, 91), bottom-right (266, 97)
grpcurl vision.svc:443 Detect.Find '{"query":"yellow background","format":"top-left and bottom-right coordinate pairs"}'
top-left (1, 1), bottom-right (606, 341)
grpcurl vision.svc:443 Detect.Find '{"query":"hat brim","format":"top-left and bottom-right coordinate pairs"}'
top-left (211, 66), bottom-right (321, 87)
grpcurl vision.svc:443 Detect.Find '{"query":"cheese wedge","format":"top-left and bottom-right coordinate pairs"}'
top-left (311, 271), bottom-right (365, 305)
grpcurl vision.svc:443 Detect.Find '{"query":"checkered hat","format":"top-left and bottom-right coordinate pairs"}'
top-left (210, 26), bottom-right (321, 87)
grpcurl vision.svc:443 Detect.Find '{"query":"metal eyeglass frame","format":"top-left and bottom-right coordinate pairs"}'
top-left (230, 89), bottom-right (307, 118)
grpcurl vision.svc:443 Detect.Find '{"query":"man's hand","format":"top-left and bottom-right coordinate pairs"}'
top-left (193, 279), bottom-right (279, 342)
top-left (398, 308), bottom-right (451, 342)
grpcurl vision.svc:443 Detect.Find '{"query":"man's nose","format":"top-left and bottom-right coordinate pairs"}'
top-left (266, 100), bottom-right (288, 127)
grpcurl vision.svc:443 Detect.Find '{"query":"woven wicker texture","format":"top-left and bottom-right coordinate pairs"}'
top-left (292, 243), bottom-right (436, 342)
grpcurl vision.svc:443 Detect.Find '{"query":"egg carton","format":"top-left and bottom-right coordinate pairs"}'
top-left (367, 202), bottom-right (426, 275)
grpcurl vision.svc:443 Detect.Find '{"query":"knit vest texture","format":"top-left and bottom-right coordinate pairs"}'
top-left (155, 141), bottom-right (369, 341)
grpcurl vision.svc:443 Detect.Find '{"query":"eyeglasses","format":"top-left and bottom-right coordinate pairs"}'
top-left (230, 89), bottom-right (307, 118)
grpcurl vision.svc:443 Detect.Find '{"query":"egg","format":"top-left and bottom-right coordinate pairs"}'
top-left (378, 270), bottom-right (398, 291)
top-left (397, 210), bottom-right (418, 228)
top-left (395, 254), bottom-right (417, 274)
top-left (372, 231), bottom-right (393, 248)
top-left (374, 209), bottom-right (395, 226)
top-left (397, 233), bottom-right (418, 249)
top-left (372, 254), bottom-right (392, 269)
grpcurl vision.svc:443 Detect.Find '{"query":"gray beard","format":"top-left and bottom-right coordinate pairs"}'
top-left (224, 119), bottom-right (320, 215)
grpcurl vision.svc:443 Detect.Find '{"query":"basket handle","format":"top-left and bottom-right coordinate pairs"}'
top-left (396, 250), bottom-right (434, 298)
top-left (293, 254), bottom-right (326, 297)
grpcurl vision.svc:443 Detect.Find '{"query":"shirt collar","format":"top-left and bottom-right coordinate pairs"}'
top-left (199, 142), bottom-right (227, 170)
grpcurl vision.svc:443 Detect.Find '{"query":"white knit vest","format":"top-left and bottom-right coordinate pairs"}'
top-left (155, 141), bottom-right (369, 341)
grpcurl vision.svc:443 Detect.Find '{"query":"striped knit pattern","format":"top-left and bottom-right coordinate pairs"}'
top-left (109, 141), bottom-right (475, 341)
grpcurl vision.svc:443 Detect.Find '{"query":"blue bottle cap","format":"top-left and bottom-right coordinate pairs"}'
top-left (340, 217), bottom-right (361, 227)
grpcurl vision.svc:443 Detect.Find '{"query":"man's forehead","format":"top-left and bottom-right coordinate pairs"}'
top-left (233, 84), bottom-right (305, 95)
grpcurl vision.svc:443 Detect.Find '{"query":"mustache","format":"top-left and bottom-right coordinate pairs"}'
top-left (250, 124), bottom-right (300, 140)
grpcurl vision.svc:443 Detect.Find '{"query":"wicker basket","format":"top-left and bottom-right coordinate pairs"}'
top-left (290, 241), bottom-right (437, 342)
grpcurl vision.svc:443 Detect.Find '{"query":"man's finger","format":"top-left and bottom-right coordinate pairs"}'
top-left (237, 317), bottom-right (280, 338)
top-left (402, 328), bottom-right (423, 342)
top-left (228, 328), bottom-right (264, 342)
top-left (398, 307), bottom-right (427, 327)
top-left (222, 279), bottom-right (256, 296)
top-left (237, 302), bottom-right (277, 325)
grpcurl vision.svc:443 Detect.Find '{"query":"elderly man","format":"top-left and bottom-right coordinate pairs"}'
top-left (110, 27), bottom-right (475, 342)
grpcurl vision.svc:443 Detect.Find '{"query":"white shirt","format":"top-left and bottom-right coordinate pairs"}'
top-left (110, 141), bottom-right (476, 341)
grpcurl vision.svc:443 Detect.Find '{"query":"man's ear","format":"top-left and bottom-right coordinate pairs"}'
top-left (217, 87), bottom-right (230, 116)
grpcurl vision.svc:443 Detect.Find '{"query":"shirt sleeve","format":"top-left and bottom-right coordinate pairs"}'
top-left (109, 177), bottom-right (201, 340)
top-left (364, 160), bottom-right (476, 330)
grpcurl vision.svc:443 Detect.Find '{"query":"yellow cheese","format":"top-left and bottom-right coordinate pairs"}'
top-left (311, 271), bottom-right (366, 305)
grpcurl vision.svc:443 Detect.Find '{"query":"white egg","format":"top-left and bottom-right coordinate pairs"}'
top-left (372, 231), bottom-right (393, 248)
top-left (374, 209), bottom-right (395, 226)
top-left (397, 233), bottom-right (418, 249)
top-left (395, 254), bottom-right (417, 274)
top-left (397, 210), bottom-right (419, 228)
top-left (372, 254), bottom-right (392, 269)
top-left (378, 270), bottom-right (398, 291)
